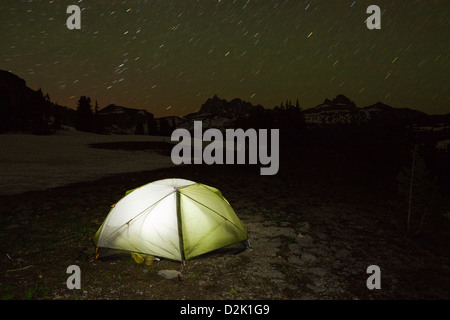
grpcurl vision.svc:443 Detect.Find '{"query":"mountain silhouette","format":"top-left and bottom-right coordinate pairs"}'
top-left (0, 70), bottom-right (75, 134)
top-left (196, 94), bottom-right (263, 118)
top-left (98, 104), bottom-right (155, 134)
top-left (0, 70), bottom-right (448, 135)
top-left (301, 94), bottom-right (434, 127)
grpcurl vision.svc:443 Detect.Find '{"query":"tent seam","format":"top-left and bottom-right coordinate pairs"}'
top-left (99, 190), bottom-right (176, 244)
top-left (179, 191), bottom-right (246, 235)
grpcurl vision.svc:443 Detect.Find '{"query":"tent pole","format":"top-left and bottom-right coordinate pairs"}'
top-left (176, 189), bottom-right (186, 264)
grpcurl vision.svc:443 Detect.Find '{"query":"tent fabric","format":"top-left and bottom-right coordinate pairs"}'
top-left (93, 178), bottom-right (248, 261)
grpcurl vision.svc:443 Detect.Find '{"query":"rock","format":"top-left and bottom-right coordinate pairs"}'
top-left (296, 233), bottom-right (313, 246)
top-left (306, 283), bottom-right (320, 291)
top-left (158, 269), bottom-right (181, 280)
top-left (316, 232), bottom-right (327, 240)
top-left (301, 252), bottom-right (317, 264)
top-left (309, 267), bottom-right (327, 277)
top-left (298, 222), bottom-right (311, 234)
top-left (272, 279), bottom-right (289, 289)
top-left (335, 249), bottom-right (349, 259)
top-left (288, 243), bottom-right (301, 253)
top-left (288, 253), bottom-right (303, 265)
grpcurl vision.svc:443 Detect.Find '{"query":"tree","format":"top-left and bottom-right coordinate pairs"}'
top-left (30, 88), bottom-right (51, 135)
top-left (94, 100), bottom-right (99, 114)
top-left (135, 121), bottom-right (145, 135)
top-left (397, 146), bottom-right (441, 235)
top-left (93, 100), bottom-right (103, 133)
top-left (52, 112), bottom-right (62, 131)
top-left (31, 114), bottom-right (51, 135)
top-left (158, 118), bottom-right (172, 136)
top-left (75, 96), bottom-right (94, 132)
top-left (148, 117), bottom-right (158, 136)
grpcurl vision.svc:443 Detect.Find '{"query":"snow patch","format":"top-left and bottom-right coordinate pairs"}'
top-left (0, 131), bottom-right (175, 195)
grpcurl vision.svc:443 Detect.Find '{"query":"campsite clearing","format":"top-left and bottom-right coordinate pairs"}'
top-left (1, 161), bottom-right (449, 300)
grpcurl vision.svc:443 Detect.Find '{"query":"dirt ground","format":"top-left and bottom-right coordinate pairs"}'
top-left (1, 158), bottom-right (449, 300)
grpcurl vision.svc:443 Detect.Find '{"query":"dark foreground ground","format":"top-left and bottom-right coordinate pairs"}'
top-left (0, 142), bottom-right (449, 300)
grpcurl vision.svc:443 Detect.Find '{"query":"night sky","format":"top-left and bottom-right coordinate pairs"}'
top-left (1, 0), bottom-right (448, 117)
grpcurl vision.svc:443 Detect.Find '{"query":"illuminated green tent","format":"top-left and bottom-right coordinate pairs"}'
top-left (93, 178), bottom-right (248, 261)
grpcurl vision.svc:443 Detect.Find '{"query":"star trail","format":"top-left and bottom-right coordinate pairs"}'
top-left (1, 0), bottom-right (448, 117)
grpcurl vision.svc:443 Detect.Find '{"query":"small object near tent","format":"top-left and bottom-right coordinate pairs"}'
top-left (93, 178), bottom-right (248, 262)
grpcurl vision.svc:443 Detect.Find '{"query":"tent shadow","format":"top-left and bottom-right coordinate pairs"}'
top-left (186, 240), bottom-right (249, 261)
top-left (85, 240), bottom-right (249, 264)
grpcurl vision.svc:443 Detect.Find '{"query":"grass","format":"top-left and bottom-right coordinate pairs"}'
top-left (1, 285), bottom-right (14, 300)
top-left (188, 273), bottom-right (198, 280)
top-left (23, 280), bottom-right (50, 300)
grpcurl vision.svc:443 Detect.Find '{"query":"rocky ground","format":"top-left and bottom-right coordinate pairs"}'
top-left (1, 152), bottom-right (449, 300)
